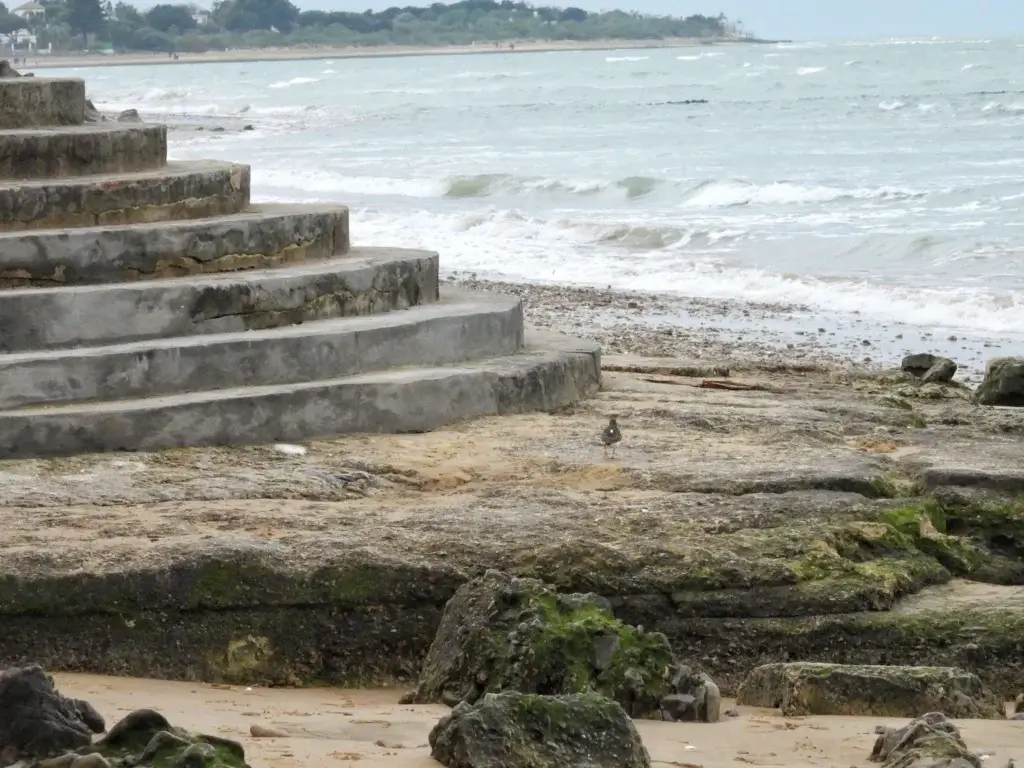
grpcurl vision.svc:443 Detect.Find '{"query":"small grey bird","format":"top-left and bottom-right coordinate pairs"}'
top-left (601, 415), bottom-right (622, 458)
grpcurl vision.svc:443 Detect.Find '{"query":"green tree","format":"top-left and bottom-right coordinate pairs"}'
top-left (145, 3), bottom-right (195, 33)
top-left (213, 0), bottom-right (298, 33)
top-left (66, 0), bottom-right (107, 46)
top-left (0, 2), bottom-right (23, 34)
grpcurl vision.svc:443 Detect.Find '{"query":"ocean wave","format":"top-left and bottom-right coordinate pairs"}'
top-left (255, 169), bottom-right (934, 209)
top-left (606, 55), bottom-right (649, 62)
top-left (677, 51), bottom-right (724, 61)
top-left (680, 180), bottom-right (926, 208)
top-left (268, 76), bottom-right (320, 89)
top-left (342, 207), bottom-right (1023, 334)
top-left (797, 66), bottom-right (826, 76)
top-left (878, 100), bottom-right (906, 111)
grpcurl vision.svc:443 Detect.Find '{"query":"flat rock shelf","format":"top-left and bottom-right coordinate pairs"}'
top-left (0, 71), bottom-right (600, 457)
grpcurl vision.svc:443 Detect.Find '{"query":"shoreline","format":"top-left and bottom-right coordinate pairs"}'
top-left (21, 37), bottom-right (760, 71)
top-left (446, 272), bottom-right (1022, 384)
top-left (46, 674), bottom-right (1024, 768)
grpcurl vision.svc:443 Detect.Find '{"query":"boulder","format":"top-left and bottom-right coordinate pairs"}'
top-left (736, 662), bottom-right (1004, 719)
top-left (428, 691), bottom-right (651, 768)
top-left (869, 712), bottom-right (980, 768)
top-left (0, 665), bottom-right (105, 763)
top-left (0, 60), bottom-right (20, 77)
top-left (410, 569), bottom-right (719, 721)
top-left (975, 357), bottom-right (1024, 407)
top-left (921, 358), bottom-right (957, 384)
top-left (902, 353), bottom-right (940, 377)
top-left (901, 353), bottom-right (958, 384)
top-left (116, 109), bottom-right (142, 123)
top-left (84, 99), bottom-right (106, 123)
top-left (92, 708), bottom-right (247, 768)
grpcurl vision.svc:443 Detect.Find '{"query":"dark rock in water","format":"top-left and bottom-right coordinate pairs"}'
top-left (737, 662), bottom-right (1003, 719)
top-left (0, 665), bottom-right (105, 762)
top-left (902, 353), bottom-right (940, 377)
top-left (95, 709), bottom-right (247, 768)
top-left (0, 59), bottom-right (20, 77)
top-left (116, 109), bottom-right (142, 123)
top-left (659, 693), bottom-right (698, 722)
top-left (975, 357), bottom-right (1024, 407)
top-left (921, 358), bottom-right (958, 384)
top-left (409, 569), bottom-right (720, 721)
top-left (428, 691), bottom-right (651, 768)
top-left (868, 712), bottom-right (980, 768)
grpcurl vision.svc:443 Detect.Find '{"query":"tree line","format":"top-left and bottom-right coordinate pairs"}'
top-left (0, 0), bottom-right (737, 53)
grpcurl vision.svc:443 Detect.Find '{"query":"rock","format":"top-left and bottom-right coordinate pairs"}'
top-left (410, 569), bottom-right (719, 721)
top-left (94, 708), bottom-right (247, 767)
top-left (0, 665), bottom-right (105, 762)
top-left (1015, 692), bottom-right (1023, 713)
top-left (736, 662), bottom-right (1004, 719)
top-left (428, 692), bottom-right (651, 768)
top-left (116, 109), bottom-right (142, 123)
top-left (83, 99), bottom-right (106, 123)
top-left (976, 357), bottom-right (1024, 407)
top-left (0, 59), bottom-right (20, 77)
top-left (248, 724), bottom-right (288, 738)
top-left (902, 353), bottom-right (940, 377)
top-left (921, 358), bottom-right (957, 384)
top-left (660, 694), bottom-right (697, 722)
top-left (869, 712), bottom-right (979, 768)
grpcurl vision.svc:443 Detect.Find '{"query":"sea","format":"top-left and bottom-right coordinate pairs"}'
top-left (49, 38), bottom-right (1024, 369)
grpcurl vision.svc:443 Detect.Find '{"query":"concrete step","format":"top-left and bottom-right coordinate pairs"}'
top-left (0, 77), bottom-right (85, 129)
top-left (0, 123), bottom-right (167, 179)
top-left (0, 247), bottom-right (439, 353)
top-left (0, 332), bottom-right (600, 458)
top-left (0, 290), bottom-right (523, 409)
top-left (0, 160), bottom-right (250, 232)
top-left (0, 203), bottom-right (348, 287)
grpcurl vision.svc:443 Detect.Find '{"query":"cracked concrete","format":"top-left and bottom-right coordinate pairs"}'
top-left (0, 203), bottom-right (348, 287)
top-left (0, 77), bottom-right (86, 129)
top-left (0, 123), bottom-right (167, 179)
top-left (0, 161), bottom-right (250, 232)
top-left (0, 249), bottom-right (440, 352)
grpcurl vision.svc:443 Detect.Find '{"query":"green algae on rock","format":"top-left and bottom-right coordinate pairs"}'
top-left (428, 691), bottom-right (651, 768)
top-left (91, 709), bottom-right (248, 768)
top-left (736, 662), bottom-right (1004, 719)
top-left (869, 712), bottom-right (981, 768)
top-left (410, 570), bottom-right (720, 721)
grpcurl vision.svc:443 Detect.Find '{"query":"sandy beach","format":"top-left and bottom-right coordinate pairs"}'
top-left (50, 674), bottom-right (1024, 767)
top-left (19, 37), bottom-right (730, 71)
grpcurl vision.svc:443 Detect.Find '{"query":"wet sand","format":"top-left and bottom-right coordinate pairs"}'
top-left (56, 674), bottom-right (1021, 768)
top-left (18, 38), bottom-right (720, 71)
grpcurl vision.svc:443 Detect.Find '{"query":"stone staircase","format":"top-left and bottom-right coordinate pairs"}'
top-left (0, 74), bottom-right (600, 458)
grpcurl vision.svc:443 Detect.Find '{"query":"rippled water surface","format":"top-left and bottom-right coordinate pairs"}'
top-left (54, 38), bottom-right (1024, 338)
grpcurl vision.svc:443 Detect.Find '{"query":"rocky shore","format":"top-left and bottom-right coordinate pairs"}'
top-left (0, 314), bottom-right (1022, 698)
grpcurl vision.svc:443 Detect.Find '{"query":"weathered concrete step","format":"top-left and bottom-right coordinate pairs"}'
top-left (0, 247), bottom-right (439, 353)
top-left (0, 123), bottom-right (167, 179)
top-left (0, 202), bottom-right (348, 287)
top-left (0, 332), bottom-right (600, 458)
top-left (0, 290), bottom-right (524, 408)
top-left (0, 77), bottom-right (86, 129)
top-left (0, 160), bottom-right (250, 232)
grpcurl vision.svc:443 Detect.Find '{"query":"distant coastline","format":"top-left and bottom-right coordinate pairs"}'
top-left (20, 37), bottom-right (786, 71)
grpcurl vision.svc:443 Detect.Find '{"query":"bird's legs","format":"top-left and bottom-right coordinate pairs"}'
top-left (611, 444), bottom-right (617, 459)
top-left (603, 444), bottom-right (609, 458)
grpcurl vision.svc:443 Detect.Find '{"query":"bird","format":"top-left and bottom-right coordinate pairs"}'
top-left (601, 415), bottom-right (622, 458)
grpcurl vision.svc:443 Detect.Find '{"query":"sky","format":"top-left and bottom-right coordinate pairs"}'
top-left (293, 0), bottom-right (1024, 41)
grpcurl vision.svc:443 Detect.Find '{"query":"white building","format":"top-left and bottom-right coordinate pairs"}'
top-left (12, 2), bottom-right (44, 21)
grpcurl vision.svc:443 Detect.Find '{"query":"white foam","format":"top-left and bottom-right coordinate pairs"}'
top-left (797, 66), bottom-right (826, 75)
top-left (879, 100), bottom-right (906, 111)
top-left (346, 207), bottom-right (1023, 334)
top-left (606, 55), bottom-right (649, 62)
top-left (268, 76), bottom-right (320, 89)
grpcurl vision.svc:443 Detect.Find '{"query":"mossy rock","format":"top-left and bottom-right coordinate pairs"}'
top-left (411, 570), bottom-right (718, 720)
top-left (428, 691), bottom-right (651, 768)
top-left (90, 709), bottom-right (248, 768)
top-left (870, 712), bottom-right (979, 768)
top-left (736, 662), bottom-right (1004, 719)
top-left (882, 497), bottom-right (1024, 584)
